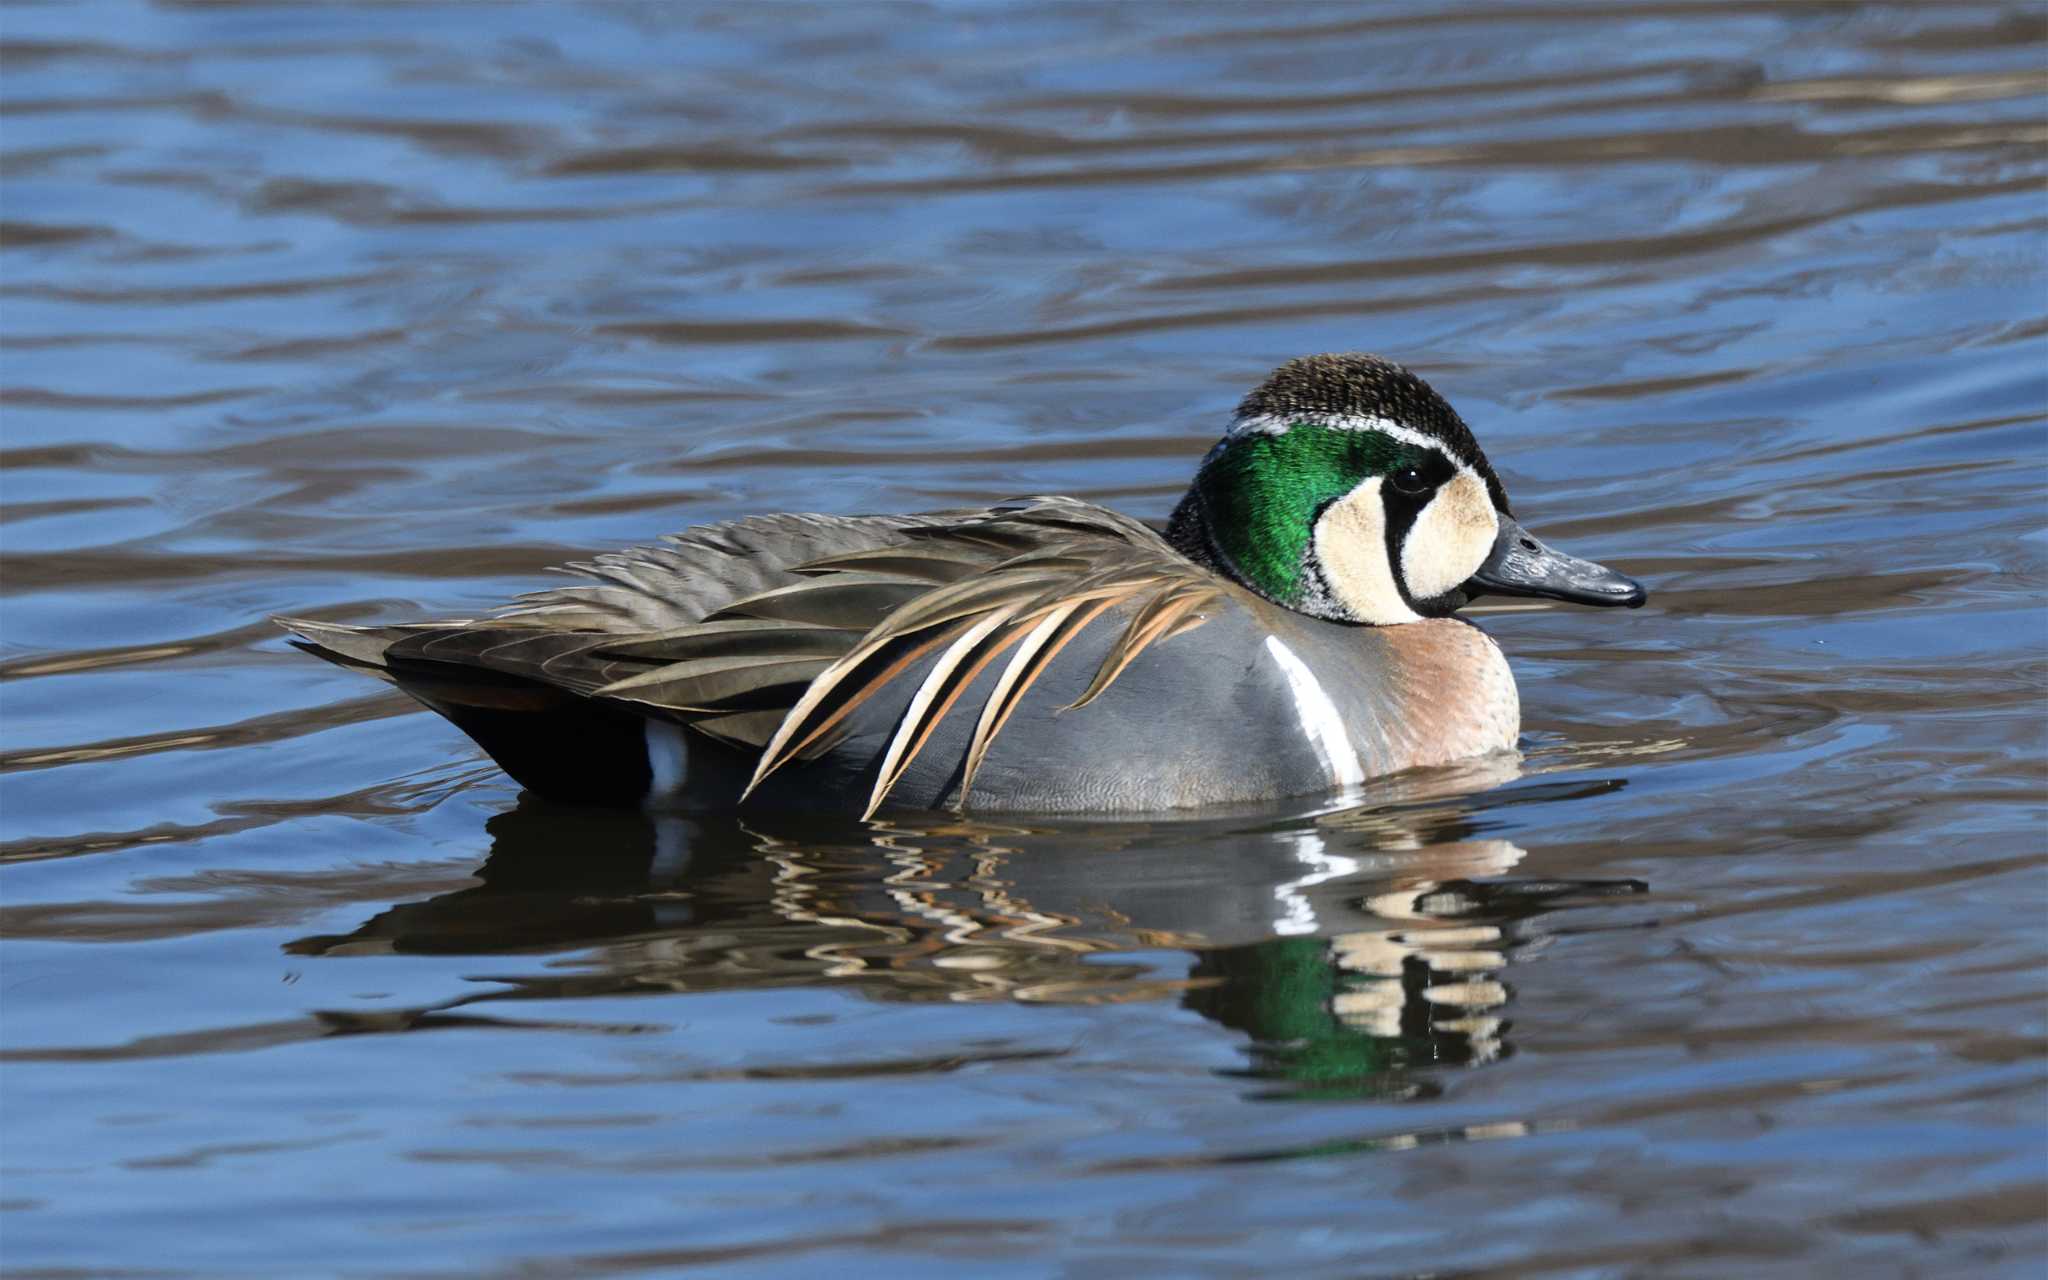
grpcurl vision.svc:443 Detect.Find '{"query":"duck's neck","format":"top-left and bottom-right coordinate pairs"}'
top-left (1167, 443), bottom-right (1346, 615)
top-left (1164, 487), bottom-right (1227, 577)
top-left (1166, 480), bottom-right (1308, 613)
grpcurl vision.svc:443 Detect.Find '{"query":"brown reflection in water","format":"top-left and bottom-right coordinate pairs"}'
top-left (282, 778), bottom-right (1646, 1099)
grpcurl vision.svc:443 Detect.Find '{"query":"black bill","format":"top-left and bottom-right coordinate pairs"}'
top-left (1467, 517), bottom-right (1646, 608)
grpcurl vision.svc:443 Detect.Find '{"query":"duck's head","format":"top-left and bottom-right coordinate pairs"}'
top-left (1166, 353), bottom-right (1645, 624)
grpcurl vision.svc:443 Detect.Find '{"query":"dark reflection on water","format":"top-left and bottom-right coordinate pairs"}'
top-left (281, 784), bottom-right (1649, 1104)
top-left (3, 0), bottom-right (2045, 1275)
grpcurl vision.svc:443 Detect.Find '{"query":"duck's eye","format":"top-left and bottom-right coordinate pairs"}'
top-left (1388, 466), bottom-right (1430, 497)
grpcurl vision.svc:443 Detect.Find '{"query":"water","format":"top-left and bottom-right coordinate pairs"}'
top-left (3, 2), bottom-right (2044, 1275)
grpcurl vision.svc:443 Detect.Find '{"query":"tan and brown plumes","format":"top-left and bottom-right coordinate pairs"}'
top-left (302, 498), bottom-right (1222, 818)
top-left (734, 503), bottom-right (1222, 817)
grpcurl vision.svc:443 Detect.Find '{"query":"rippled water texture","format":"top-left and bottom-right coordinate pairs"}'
top-left (4, 2), bottom-right (2045, 1275)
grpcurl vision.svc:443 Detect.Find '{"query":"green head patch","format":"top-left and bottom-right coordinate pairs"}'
top-left (1195, 422), bottom-right (1447, 608)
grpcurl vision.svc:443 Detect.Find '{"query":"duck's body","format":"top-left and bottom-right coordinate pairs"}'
top-left (284, 355), bottom-right (1641, 816)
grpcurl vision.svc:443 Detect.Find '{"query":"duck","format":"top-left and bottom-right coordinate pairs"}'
top-left (280, 353), bottom-right (1644, 817)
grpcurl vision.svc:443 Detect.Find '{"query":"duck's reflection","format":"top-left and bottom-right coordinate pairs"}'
top-left (291, 769), bottom-right (1643, 1099)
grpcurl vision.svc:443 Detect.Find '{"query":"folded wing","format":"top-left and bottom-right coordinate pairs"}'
top-left (280, 498), bottom-right (1223, 814)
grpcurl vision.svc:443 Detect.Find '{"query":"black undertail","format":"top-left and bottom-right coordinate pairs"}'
top-left (334, 647), bottom-right (657, 806)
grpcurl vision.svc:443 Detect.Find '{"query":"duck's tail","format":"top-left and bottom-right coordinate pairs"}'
top-left (274, 616), bottom-right (408, 676)
top-left (275, 616), bottom-right (673, 805)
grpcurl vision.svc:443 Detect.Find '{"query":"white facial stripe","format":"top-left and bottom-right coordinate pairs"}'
top-left (1313, 477), bottom-right (1423, 625)
top-left (1229, 412), bottom-right (1448, 456)
top-left (1401, 469), bottom-right (1500, 601)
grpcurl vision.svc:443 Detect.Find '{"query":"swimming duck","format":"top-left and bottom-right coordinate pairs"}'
top-left (281, 353), bottom-right (1643, 816)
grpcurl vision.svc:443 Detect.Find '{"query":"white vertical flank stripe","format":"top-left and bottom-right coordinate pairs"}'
top-left (644, 720), bottom-right (689, 803)
top-left (1263, 635), bottom-right (1366, 787)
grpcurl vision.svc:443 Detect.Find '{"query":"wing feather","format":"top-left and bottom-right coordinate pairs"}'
top-left (1063, 582), bottom-right (1219, 711)
top-left (742, 621), bottom-right (974, 794)
top-left (597, 653), bottom-right (836, 710)
top-left (862, 603), bottom-right (1027, 819)
top-left (594, 619), bottom-right (849, 663)
top-left (956, 595), bottom-right (1118, 801)
top-left (708, 574), bottom-right (932, 627)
